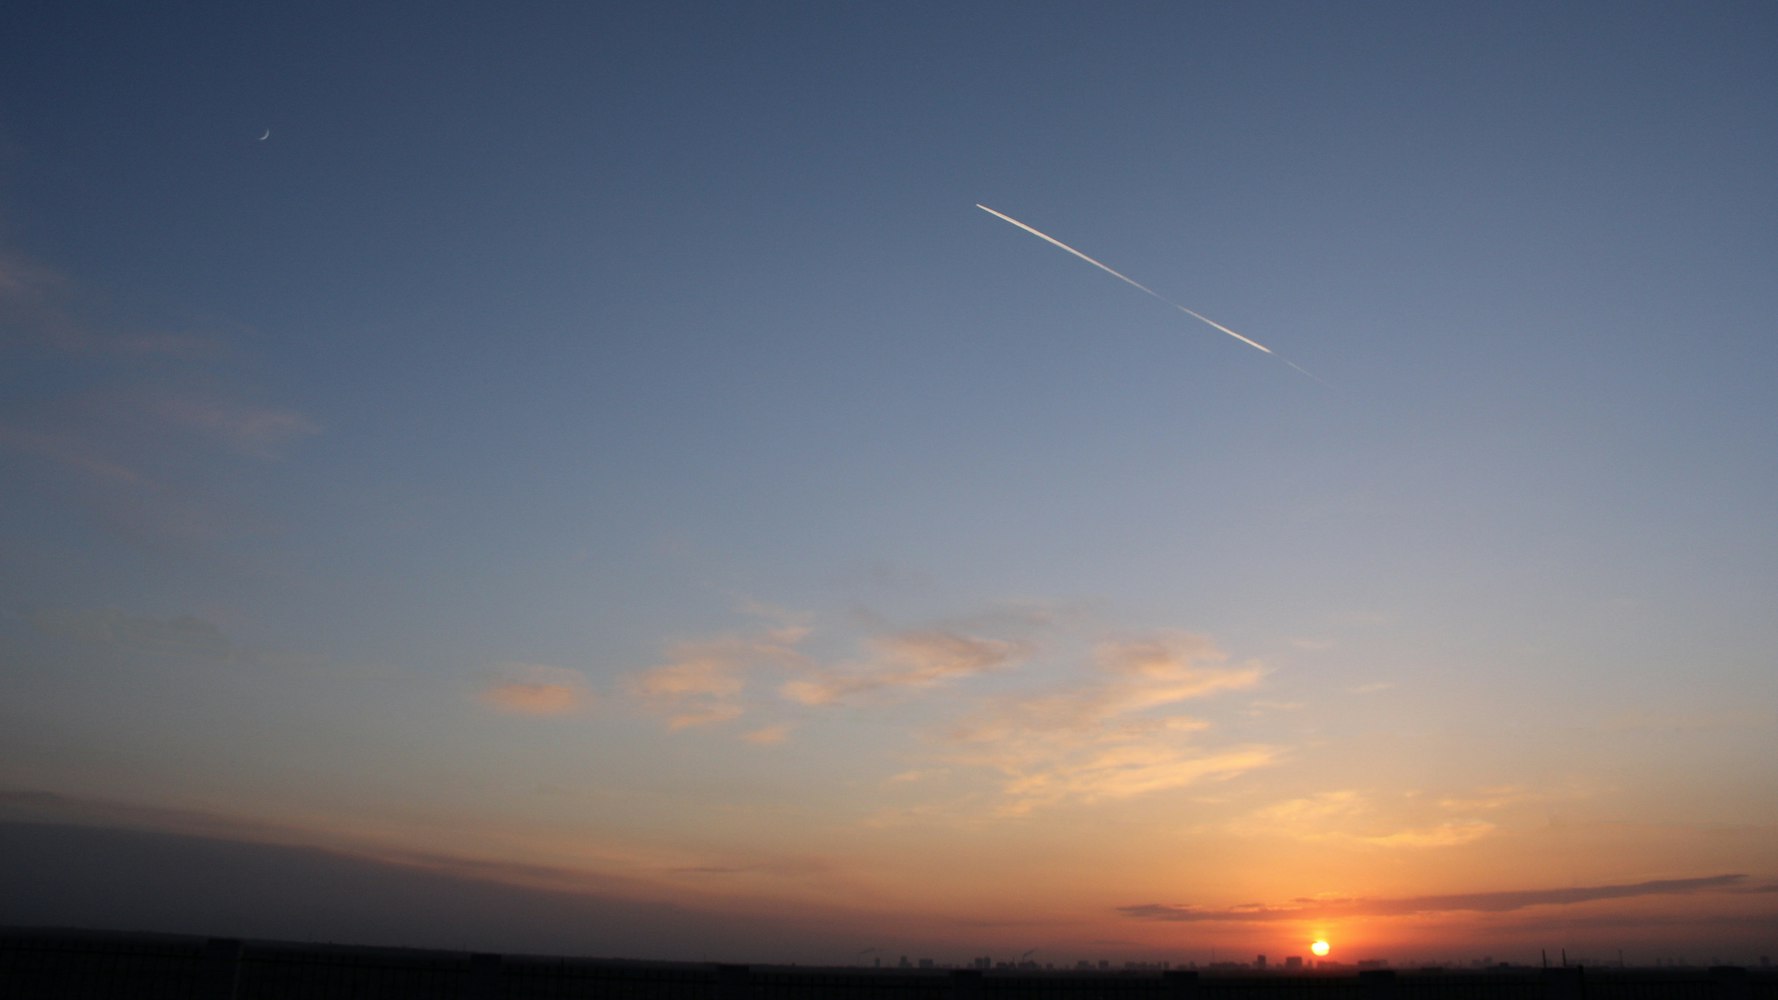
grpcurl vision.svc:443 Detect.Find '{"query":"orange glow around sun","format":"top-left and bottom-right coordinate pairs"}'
top-left (1311, 940), bottom-right (1330, 957)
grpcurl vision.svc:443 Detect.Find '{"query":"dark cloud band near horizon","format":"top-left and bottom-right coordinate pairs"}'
top-left (1120, 875), bottom-right (1752, 923)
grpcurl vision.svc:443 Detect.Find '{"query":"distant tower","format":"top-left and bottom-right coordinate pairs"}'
top-left (1257, 955), bottom-right (1268, 970)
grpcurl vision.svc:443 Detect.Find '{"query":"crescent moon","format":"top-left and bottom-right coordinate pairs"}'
top-left (257, 129), bottom-right (270, 141)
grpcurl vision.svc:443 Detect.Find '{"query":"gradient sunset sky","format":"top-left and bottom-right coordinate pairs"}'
top-left (3, 0), bottom-right (1776, 967)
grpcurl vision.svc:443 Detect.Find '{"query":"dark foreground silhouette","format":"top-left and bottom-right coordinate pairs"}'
top-left (4, 927), bottom-right (1774, 1000)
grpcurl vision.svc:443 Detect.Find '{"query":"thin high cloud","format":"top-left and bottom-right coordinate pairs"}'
top-left (1120, 875), bottom-right (1753, 923)
top-left (1237, 789), bottom-right (1507, 849)
top-left (145, 394), bottom-right (320, 458)
top-left (478, 663), bottom-right (590, 716)
top-left (950, 633), bottom-right (1263, 743)
top-left (625, 608), bottom-right (1036, 735)
top-left (1436, 786), bottom-right (1540, 811)
top-left (623, 615), bottom-right (1277, 808)
top-left (3, 389), bottom-right (318, 487)
top-left (998, 745), bottom-right (1278, 813)
top-left (0, 424), bottom-right (147, 486)
top-left (627, 626), bottom-right (810, 731)
top-left (943, 632), bottom-right (1274, 813)
top-left (779, 630), bottom-right (1027, 706)
top-left (3, 248), bottom-right (319, 546)
top-left (1361, 821), bottom-right (1497, 848)
top-left (32, 608), bottom-right (245, 662)
top-left (741, 725), bottom-right (791, 745)
top-left (0, 251), bottom-right (214, 358)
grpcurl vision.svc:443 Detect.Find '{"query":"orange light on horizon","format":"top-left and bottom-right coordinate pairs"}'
top-left (1311, 940), bottom-right (1330, 958)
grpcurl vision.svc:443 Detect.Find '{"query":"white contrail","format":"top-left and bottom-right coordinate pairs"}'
top-left (976, 203), bottom-right (1308, 367)
top-left (975, 204), bottom-right (1174, 304)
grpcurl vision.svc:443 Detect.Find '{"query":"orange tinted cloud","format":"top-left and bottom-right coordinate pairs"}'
top-left (941, 632), bottom-right (1274, 813)
top-left (479, 663), bottom-right (588, 716)
top-left (951, 633), bottom-right (1262, 742)
top-left (779, 629), bottom-right (1026, 706)
top-left (997, 744), bottom-right (1279, 813)
top-left (627, 628), bottom-right (810, 730)
top-left (632, 656), bottom-right (745, 700)
top-left (1360, 820), bottom-right (1496, 848)
top-left (1238, 788), bottom-right (1507, 849)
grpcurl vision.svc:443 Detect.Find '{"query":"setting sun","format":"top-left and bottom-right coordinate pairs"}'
top-left (1311, 940), bottom-right (1331, 958)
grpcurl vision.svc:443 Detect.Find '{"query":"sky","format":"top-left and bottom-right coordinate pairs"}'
top-left (2, 0), bottom-right (1776, 969)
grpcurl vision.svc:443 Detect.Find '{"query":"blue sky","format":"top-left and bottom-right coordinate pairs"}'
top-left (3, 0), bottom-right (1776, 965)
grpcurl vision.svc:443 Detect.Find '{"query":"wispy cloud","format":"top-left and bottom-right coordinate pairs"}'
top-left (2, 242), bottom-right (319, 548)
top-left (741, 725), bottom-right (791, 745)
top-left (950, 633), bottom-right (1263, 743)
top-left (31, 608), bottom-right (245, 662)
top-left (0, 398), bottom-right (292, 545)
top-left (664, 704), bottom-right (744, 730)
top-left (942, 632), bottom-right (1274, 813)
top-left (1, 389), bottom-right (318, 506)
top-left (1120, 875), bottom-right (1753, 923)
top-left (632, 655), bottom-right (746, 699)
top-left (627, 627), bottom-right (810, 731)
top-left (625, 610), bottom-right (1041, 737)
top-left (1435, 786), bottom-right (1537, 811)
top-left (146, 394), bottom-right (320, 457)
top-left (0, 424), bottom-right (148, 486)
top-left (1238, 789), bottom-right (1502, 849)
top-left (478, 663), bottom-right (590, 716)
top-left (0, 252), bottom-right (215, 358)
top-left (886, 768), bottom-right (944, 784)
top-left (997, 744), bottom-right (1280, 813)
top-left (1249, 790), bottom-right (1366, 826)
top-left (779, 629), bottom-right (1026, 706)
top-left (1360, 821), bottom-right (1497, 848)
